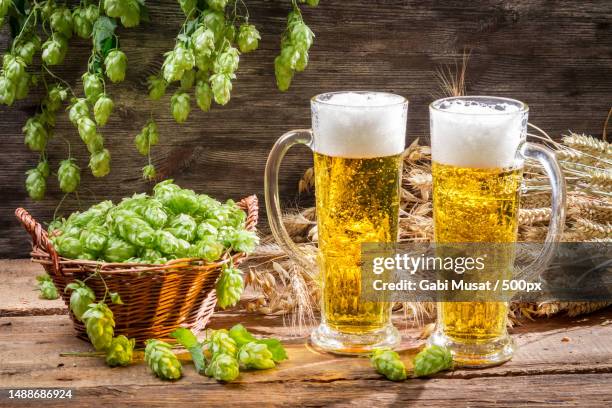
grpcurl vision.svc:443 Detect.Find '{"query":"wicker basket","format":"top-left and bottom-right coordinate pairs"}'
top-left (15, 195), bottom-right (258, 345)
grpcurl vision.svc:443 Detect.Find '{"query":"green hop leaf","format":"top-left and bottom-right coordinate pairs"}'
top-left (147, 75), bottom-right (167, 100)
top-left (42, 34), bottom-right (68, 66)
top-left (213, 47), bottom-right (239, 74)
top-left (238, 342), bottom-right (275, 370)
top-left (0, 75), bottom-right (16, 106)
top-left (69, 98), bottom-right (90, 124)
top-left (209, 73), bottom-right (233, 106)
top-left (171, 91), bottom-right (191, 123)
top-left (205, 353), bottom-right (239, 382)
top-left (65, 280), bottom-right (96, 321)
top-left (413, 345), bottom-right (453, 377)
top-left (36, 274), bottom-right (59, 299)
top-left (82, 302), bottom-right (115, 351)
top-left (195, 80), bottom-right (213, 112)
top-left (178, 0), bottom-right (197, 17)
top-left (23, 117), bottom-right (48, 152)
top-left (50, 7), bottom-right (73, 39)
top-left (237, 24), bottom-right (260, 53)
top-left (105, 335), bottom-right (135, 367)
top-left (370, 349), bottom-right (407, 381)
top-left (171, 328), bottom-right (206, 374)
top-left (58, 159), bottom-right (81, 193)
top-left (25, 169), bottom-right (47, 201)
top-left (82, 73), bottom-right (104, 102)
top-left (144, 339), bottom-right (182, 380)
top-left (215, 265), bottom-right (243, 309)
top-left (142, 164), bottom-right (156, 181)
top-left (94, 95), bottom-right (114, 126)
top-left (206, 0), bottom-right (228, 12)
top-left (104, 50), bottom-right (127, 83)
top-left (89, 148), bottom-right (111, 177)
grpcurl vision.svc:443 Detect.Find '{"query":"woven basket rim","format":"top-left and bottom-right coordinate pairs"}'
top-left (16, 195), bottom-right (259, 276)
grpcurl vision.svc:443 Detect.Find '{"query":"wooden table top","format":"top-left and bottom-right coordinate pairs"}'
top-left (1, 259), bottom-right (611, 407)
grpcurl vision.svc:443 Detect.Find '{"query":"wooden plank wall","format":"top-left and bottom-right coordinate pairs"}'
top-left (1, 0), bottom-right (611, 257)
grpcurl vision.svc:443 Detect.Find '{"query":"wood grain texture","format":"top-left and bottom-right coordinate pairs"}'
top-left (1, 1), bottom-right (611, 257)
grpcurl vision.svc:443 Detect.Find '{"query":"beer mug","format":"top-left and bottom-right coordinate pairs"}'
top-left (265, 91), bottom-right (408, 353)
top-left (427, 96), bottom-right (567, 366)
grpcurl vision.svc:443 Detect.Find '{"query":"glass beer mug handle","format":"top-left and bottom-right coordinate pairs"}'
top-left (519, 142), bottom-right (567, 274)
top-left (265, 129), bottom-right (318, 272)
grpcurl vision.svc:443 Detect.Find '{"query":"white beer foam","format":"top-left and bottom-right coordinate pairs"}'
top-left (312, 92), bottom-right (407, 158)
top-left (431, 99), bottom-right (526, 169)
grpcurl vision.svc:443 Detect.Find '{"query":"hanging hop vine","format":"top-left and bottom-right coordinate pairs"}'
top-left (1, 0), bottom-right (145, 201)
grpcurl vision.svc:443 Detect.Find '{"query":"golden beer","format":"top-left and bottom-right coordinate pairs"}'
top-left (265, 91), bottom-right (408, 354)
top-left (432, 162), bottom-right (521, 347)
top-left (314, 152), bottom-right (402, 333)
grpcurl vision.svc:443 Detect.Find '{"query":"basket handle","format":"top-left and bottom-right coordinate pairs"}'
top-left (15, 208), bottom-right (62, 276)
top-left (238, 195), bottom-right (259, 233)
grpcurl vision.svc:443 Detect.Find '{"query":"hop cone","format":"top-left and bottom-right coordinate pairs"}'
top-left (82, 302), bottom-right (115, 351)
top-left (36, 274), bottom-right (59, 300)
top-left (413, 345), bottom-right (453, 377)
top-left (25, 168), bottom-right (47, 201)
top-left (215, 266), bottom-right (243, 309)
top-left (58, 159), bottom-right (80, 193)
top-left (144, 339), bottom-right (182, 380)
top-left (105, 335), bottom-right (135, 367)
top-left (207, 329), bottom-right (238, 357)
top-left (65, 281), bottom-right (96, 321)
top-left (205, 353), bottom-right (239, 382)
top-left (370, 349), bottom-right (407, 381)
top-left (238, 342), bottom-right (275, 370)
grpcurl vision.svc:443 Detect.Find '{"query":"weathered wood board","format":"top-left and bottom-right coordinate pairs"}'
top-left (1, 1), bottom-right (611, 257)
top-left (0, 260), bottom-right (611, 406)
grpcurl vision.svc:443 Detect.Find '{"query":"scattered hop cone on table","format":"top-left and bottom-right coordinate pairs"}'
top-left (144, 339), bottom-right (182, 380)
top-left (238, 342), bottom-right (275, 370)
top-left (205, 353), bottom-right (240, 382)
top-left (105, 335), bottom-right (135, 367)
top-left (82, 302), bottom-right (115, 351)
top-left (413, 345), bottom-right (453, 377)
top-left (207, 329), bottom-right (238, 357)
top-left (370, 349), bottom-right (407, 381)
